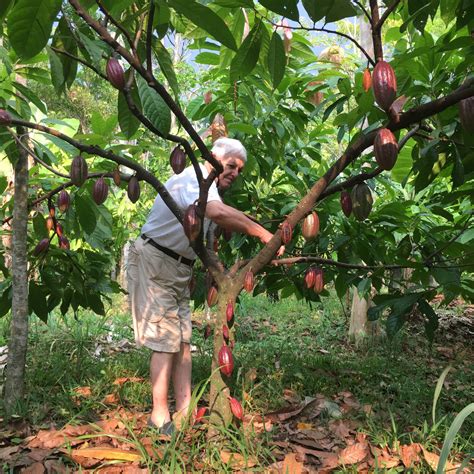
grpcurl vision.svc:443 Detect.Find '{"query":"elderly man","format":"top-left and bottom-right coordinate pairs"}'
top-left (127, 137), bottom-right (281, 434)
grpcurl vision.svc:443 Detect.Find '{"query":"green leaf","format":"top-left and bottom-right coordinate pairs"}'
top-left (155, 41), bottom-right (179, 98)
top-left (440, 0), bottom-right (460, 25)
top-left (52, 17), bottom-right (78, 89)
top-left (227, 122), bottom-right (258, 135)
top-left (33, 214), bottom-right (48, 239)
top-left (195, 52), bottom-right (220, 65)
top-left (118, 89), bottom-right (141, 139)
top-left (47, 48), bottom-right (65, 93)
top-left (267, 32), bottom-right (286, 89)
top-left (259, 0), bottom-right (299, 21)
top-left (168, 0), bottom-right (237, 51)
top-left (214, 0), bottom-right (253, 6)
top-left (303, 0), bottom-right (357, 22)
top-left (75, 194), bottom-right (97, 235)
top-left (418, 299), bottom-right (438, 344)
top-left (28, 281), bottom-right (49, 322)
top-left (12, 81), bottom-right (47, 114)
top-left (0, 0), bottom-right (13, 20)
top-left (230, 20), bottom-right (264, 82)
top-left (0, 282), bottom-right (12, 318)
top-left (452, 148), bottom-right (464, 188)
top-left (86, 292), bottom-right (105, 315)
top-left (136, 75), bottom-right (171, 136)
top-left (7, 0), bottom-right (62, 60)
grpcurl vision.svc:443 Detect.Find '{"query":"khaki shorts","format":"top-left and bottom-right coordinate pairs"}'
top-left (127, 237), bottom-right (193, 353)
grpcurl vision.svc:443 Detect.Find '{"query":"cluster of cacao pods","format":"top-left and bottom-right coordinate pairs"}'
top-left (304, 267), bottom-right (324, 294)
top-left (183, 204), bottom-right (201, 241)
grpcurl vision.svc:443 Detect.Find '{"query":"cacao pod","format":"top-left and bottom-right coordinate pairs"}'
top-left (229, 396), bottom-right (244, 420)
top-left (281, 221), bottom-right (292, 244)
top-left (183, 204), bottom-right (201, 241)
top-left (306, 81), bottom-right (323, 106)
top-left (223, 228), bottom-right (232, 242)
top-left (340, 191), bottom-right (352, 217)
top-left (304, 267), bottom-right (317, 289)
top-left (92, 177), bottom-right (109, 205)
top-left (170, 146), bottom-right (186, 175)
top-left (302, 212), bottom-right (320, 240)
top-left (46, 217), bottom-right (54, 232)
top-left (0, 109), bottom-right (12, 125)
top-left (374, 128), bottom-right (398, 171)
top-left (204, 324), bottom-right (212, 340)
top-left (243, 270), bottom-right (254, 293)
top-left (57, 190), bottom-right (70, 213)
top-left (194, 407), bottom-right (207, 424)
top-left (222, 324), bottom-right (230, 341)
top-left (313, 267), bottom-right (324, 294)
top-left (204, 91), bottom-right (212, 104)
top-left (362, 68), bottom-right (372, 92)
top-left (372, 60), bottom-right (397, 111)
top-left (351, 183), bottom-right (373, 221)
top-left (211, 113), bottom-right (228, 143)
top-left (48, 204), bottom-right (55, 218)
top-left (112, 167), bottom-right (121, 186)
top-left (55, 222), bottom-right (64, 237)
top-left (207, 285), bottom-right (218, 307)
top-left (59, 235), bottom-right (70, 250)
top-left (106, 58), bottom-right (125, 90)
top-left (127, 176), bottom-right (140, 203)
top-left (218, 345), bottom-right (234, 377)
top-left (226, 300), bottom-right (234, 322)
top-left (33, 238), bottom-right (49, 256)
top-left (70, 155), bottom-right (88, 187)
top-left (459, 96), bottom-right (474, 133)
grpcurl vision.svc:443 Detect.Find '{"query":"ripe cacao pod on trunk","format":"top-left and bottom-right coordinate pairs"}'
top-left (304, 267), bottom-right (317, 289)
top-left (46, 216), bottom-right (54, 232)
top-left (351, 183), bottom-right (373, 221)
top-left (170, 146), bottom-right (186, 175)
top-left (183, 204), bottom-right (201, 241)
top-left (106, 58), bottom-right (125, 90)
top-left (372, 60), bottom-right (397, 112)
top-left (57, 190), bottom-right (70, 213)
top-left (302, 212), bottom-right (320, 240)
top-left (281, 221), bottom-right (292, 244)
top-left (222, 324), bottom-right (230, 341)
top-left (70, 155), bottom-right (88, 187)
top-left (92, 177), bottom-right (109, 205)
top-left (362, 68), bottom-right (372, 92)
top-left (226, 300), bottom-right (234, 322)
top-left (374, 128), bottom-right (398, 171)
top-left (459, 96), bottom-right (474, 132)
top-left (33, 238), bottom-right (50, 256)
top-left (243, 270), bottom-right (254, 293)
top-left (112, 167), bottom-right (121, 186)
top-left (127, 176), bottom-right (140, 203)
top-left (207, 285), bottom-right (218, 307)
top-left (204, 324), bottom-right (212, 340)
top-left (313, 267), bottom-right (324, 294)
top-left (55, 222), bottom-right (64, 237)
top-left (340, 191), bottom-right (352, 217)
top-left (194, 407), bottom-right (207, 424)
top-left (59, 235), bottom-right (70, 250)
top-left (218, 345), bottom-right (234, 377)
top-left (229, 397), bottom-right (244, 420)
top-left (0, 109), bottom-right (12, 125)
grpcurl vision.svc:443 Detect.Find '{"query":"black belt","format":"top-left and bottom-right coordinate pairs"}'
top-left (141, 235), bottom-right (194, 267)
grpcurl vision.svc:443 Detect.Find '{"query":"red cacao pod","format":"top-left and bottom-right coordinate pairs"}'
top-left (0, 109), bottom-right (12, 125)
top-left (313, 267), bottom-right (324, 294)
top-left (222, 325), bottom-right (230, 341)
top-left (351, 183), bottom-right (373, 221)
top-left (70, 155), bottom-right (88, 187)
top-left (223, 228), bottom-right (232, 242)
top-left (33, 238), bottom-right (49, 256)
top-left (218, 345), bottom-right (234, 377)
top-left (243, 270), bottom-right (254, 293)
top-left (362, 68), bottom-right (372, 92)
top-left (194, 407), bottom-right (207, 424)
top-left (229, 396), bottom-right (244, 420)
top-left (112, 167), bottom-right (121, 186)
top-left (459, 96), bottom-right (474, 133)
top-left (374, 128), bottom-right (398, 171)
top-left (207, 285), bottom-right (218, 307)
top-left (55, 222), bottom-right (64, 237)
top-left (106, 58), bottom-right (125, 90)
top-left (127, 176), bottom-right (140, 203)
top-left (48, 204), bottom-right (55, 218)
top-left (59, 235), bottom-right (70, 250)
top-left (170, 146), bottom-right (186, 175)
top-left (204, 91), bottom-right (212, 104)
top-left (281, 221), bottom-right (292, 244)
top-left (226, 300), bottom-right (234, 322)
top-left (304, 267), bottom-right (317, 289)
top-left (306, 81), bottom-right (324, 106)
top-left (57, 190), bottom-right (70, 213)
top-left (46, 216), bottom-right (54, 232)
top-left (302, 212), bottom-right (320, 240)
top-left (92, 177), bottom-right (109, 205)
top-left (183, 204), bottom-right (201, 241)
top-left (204, 324), bottom-right (212, 340)
top-left (340, 191), bottom-right (352, 217)
top-left (372, 60), bottom-right (397, 112)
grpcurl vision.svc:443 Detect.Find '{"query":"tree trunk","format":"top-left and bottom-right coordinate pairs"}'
top-left (349, 290), bottom-right (371, 344)
top-left (4, 129), bottom-right (30, 416)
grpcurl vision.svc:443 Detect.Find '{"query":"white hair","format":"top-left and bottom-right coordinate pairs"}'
top-left (211, 137), bottom-right (247, 162)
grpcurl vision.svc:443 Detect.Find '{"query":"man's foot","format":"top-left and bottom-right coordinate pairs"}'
top-left (147, 418), bottom-right (176, 436)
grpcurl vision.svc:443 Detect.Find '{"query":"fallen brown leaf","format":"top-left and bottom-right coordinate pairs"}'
top-left (102, 393), bottom-right (120, 405)
top-left (220, 450), bottom-right (257, 469)
top-left (0, 444), bottom-right (21, 460)
top-left (112, 377), bottom-right (144, 386)
top-left (73, 386), bottom-right (92, 397)
top-left (281, 452), bottom-right (304, 474)
top-left (421, 446), bottom-right (470, 473)
top-left (296, 422), bottom-right (313, 431)
top-left (399, 443), bottom-right (422, 468)
top-left (328, 419), bottom-right (351, 440)
top-left (21, 462), bottom-right (45, 474)
top-left (371, 446), bottom-right (400, 469)
top-left (69, 447), bottom-right (142, 462)
top-left (338, 441), bottom-right (369, 465)
top-left (28, 448), bottom-right (54, 462)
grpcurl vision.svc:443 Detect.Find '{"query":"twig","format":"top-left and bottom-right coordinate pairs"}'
top-left (51, 47), bottom-right (108, 80)
top-left (353, 0), bottom-right (372, 23)
top-left (146, 2), bottom-right (155, 74)
top-left (375, 0), bottom-right (402, 31)
top-left (369, 0), bottom-right (383, 61)
top-left (96, 0), bottom-right (135, 52)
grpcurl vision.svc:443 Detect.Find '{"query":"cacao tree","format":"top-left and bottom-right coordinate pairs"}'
top-left (0, 0), bottom-right (473, 429)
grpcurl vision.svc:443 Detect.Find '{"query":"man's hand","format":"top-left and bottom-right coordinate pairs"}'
top-left (259, 229), bottom-right (285, 257)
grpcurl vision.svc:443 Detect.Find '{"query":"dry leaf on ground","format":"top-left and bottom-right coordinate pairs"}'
top-left (281, 452), bottom-right (304, 474)
top-left (371, 446), bottom-right (401, 469)
top-left (21, 462), bottom-right (45, 474)
top-left (399, 443), bottom-right (422, 468)
top-left (220, 450), bottom-right (257, 469)
top-left (338, 441), bottom-right (369, 465)
top-left (68, 447), bottom-right (142, 462)
top-left (421, 446), bottom-right (471, 473)
top-left (102, 393), bottom-right (120, 405)
top-left (73, 386), bottom-right (92, 397)
top-left (328, 419), bottom-right (352, 440)
top-left (0, 444), bottom-right (21, 460)
top-left (112, 377), bottom-right (144, 386)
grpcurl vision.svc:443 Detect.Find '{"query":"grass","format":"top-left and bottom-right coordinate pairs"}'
top-left (0, 290), bottom-right (473, 471)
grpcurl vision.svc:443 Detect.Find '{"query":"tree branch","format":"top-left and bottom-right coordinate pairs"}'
top-left (353, 0), bottom-right (372, 23)
top-left (146, 2), bottom-right (155, 74)
top-left (51, 47), bottom-right (108, 80)
top-left (270, 256), bottom-right (408, 270)
top-left (369, 0), bottom-right (384, 61)
top-left (375, 0), bottom-right (402, 31)
top-left (96, 0), bottom-right (135, 53)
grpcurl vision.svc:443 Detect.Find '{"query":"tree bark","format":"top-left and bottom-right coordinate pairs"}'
top-left (4, 129), bottom-right (30, 416)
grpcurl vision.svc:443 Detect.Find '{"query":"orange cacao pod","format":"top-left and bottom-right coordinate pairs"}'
top-left (127, 176), bottom-right (140, 203)
top-left (183, 204), bottom-right (201, 241)
top-left (46, 216), bottom-right (54, 232)
top-left (218, 345), bottom-right (234, 377)
top-left (170, 146), bottom-right (186, 175)
top-left (222, 324), bottom-right (230, 341)
top-left (313, 267), bottom-right (324, 294)
top-left (302, 212), bottom-right (320, 240)
top-left (459, 96), bottom-right (474, 132)
top-left (226, 300), bottom-right (234, 322)
top-left (59, 235), bottom-right (70, 250)
top-left (362, 68), bottom-right (372, 92)
top-left (229, 396), bottom-right (244, 420)
top-left (372, 60), bottom-right (397, 111)
top-left (243, 270), bottom-right (254, 293)
top-left (48, 203), bottom-right (55, 218)
top-left (55, 222), bottom-right (63, 237)
top-left (304, 267), bottom-right (317, 289)
top-left (33, 238), bottom-right (49, 256)
top-left (112, 167), bottom-right (121, 186)
top-left (0, 109), bottom-right (12, 125)
top-left (340, 191), bottom-right (352, 217)
top-left (106, 58), bottom-right (125, 90)
top-left (207, 285), bottom-right (218, 307)
top-left (374, 128), bottom-right (398, 171)
top-left (70, 155), bottom-right (88, 187)
top-left (57, 190), bottom-right (70, 213)
top-left (92, 177), bottom-right (109, 205)
top-left (281, 221), bottom-right (292, 244)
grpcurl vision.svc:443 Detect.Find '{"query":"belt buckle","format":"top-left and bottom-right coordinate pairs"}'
top-left (177, 255), bottom-right (183, 264)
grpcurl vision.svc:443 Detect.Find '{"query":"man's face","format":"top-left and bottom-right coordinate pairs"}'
top-left (217, 155), bottom-right (245, 191)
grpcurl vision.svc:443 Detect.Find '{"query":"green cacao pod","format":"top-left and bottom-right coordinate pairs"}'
top-left (106, 58), bottom-right (125, 90)
top-left (374, 128), bottom-right (398, 171)
top-left (459, 96), bottom-right (474, 133)
top-left (351, 183), bottom-right (373, 221)
top-left (92, 177), bottom-right (109, 205)
top-left (373, 61), bottom-right (397, 112)
top-left (70, 155), bottom-right (88, 187)
top-left (127, 176), bottom-right (140, 203)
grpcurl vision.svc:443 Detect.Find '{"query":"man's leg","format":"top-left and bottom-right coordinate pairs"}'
top-left (150, 351), bottom-right (174, 427)
top-left (172, 342), bottom-right (192, 414)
